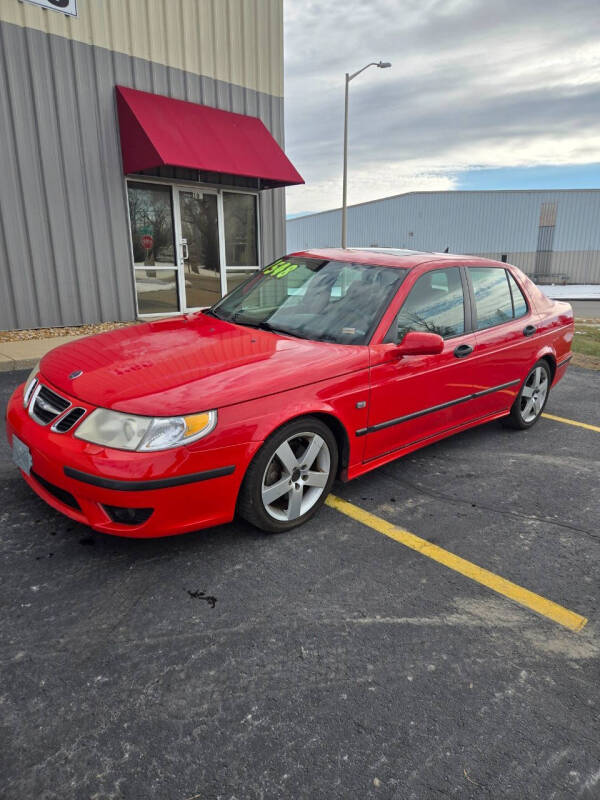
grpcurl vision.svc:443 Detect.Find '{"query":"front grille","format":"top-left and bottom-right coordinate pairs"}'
top-left (31, 470), bottom-right (81, 511)
top-left (53, 407), bottom-right (86, 433)
top-left (31, 384), bottom-right (70, 426)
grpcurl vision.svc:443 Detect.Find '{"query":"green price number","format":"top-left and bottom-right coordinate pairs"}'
top-left (263, 259), bottom-right (299, 278)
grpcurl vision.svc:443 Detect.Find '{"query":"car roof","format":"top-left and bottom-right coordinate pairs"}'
top-left (290, 247), bottom-right (507, 270)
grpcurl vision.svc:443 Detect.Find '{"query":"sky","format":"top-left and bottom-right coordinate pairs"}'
top-left (283, 0), bottom-right (600, 216)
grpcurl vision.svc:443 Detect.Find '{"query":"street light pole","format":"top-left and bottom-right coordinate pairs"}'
top-left (342, 73), bottom-right (350, 250)
top-left (341, 61), bottom-right (391, 248)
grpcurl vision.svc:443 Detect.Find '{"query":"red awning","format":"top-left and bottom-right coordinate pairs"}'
top-left (115, 86), bottom-right (303, 188)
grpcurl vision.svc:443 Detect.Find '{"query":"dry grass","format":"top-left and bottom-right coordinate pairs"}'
top-left (572, 324), bottom-right (600, 370)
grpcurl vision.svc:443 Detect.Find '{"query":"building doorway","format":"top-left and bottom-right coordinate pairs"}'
top-left (127, 180), bottom-right (260, 317)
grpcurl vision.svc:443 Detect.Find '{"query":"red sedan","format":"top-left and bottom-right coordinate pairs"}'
top-left (6, 248), bottom-right (573, 537)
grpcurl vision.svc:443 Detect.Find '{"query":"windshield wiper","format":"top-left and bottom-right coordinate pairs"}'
top-left (237, 319), bottom-right (307, 339)
top-left (260, 321), bottom-right (316, 339)
top-left (203, 307), bottom-right (224, 320)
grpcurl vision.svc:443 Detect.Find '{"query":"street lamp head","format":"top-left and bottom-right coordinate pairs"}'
top-left (378, 61), bottom-right (392, 68)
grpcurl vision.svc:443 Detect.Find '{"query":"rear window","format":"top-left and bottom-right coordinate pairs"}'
top-left (469, 268), bottom-right (515, 330)
top-left (507, 271), bottom-right (528, 318)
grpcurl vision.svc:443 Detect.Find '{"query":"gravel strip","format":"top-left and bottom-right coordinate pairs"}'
top-left (0, 321), bottom-right (137, 343)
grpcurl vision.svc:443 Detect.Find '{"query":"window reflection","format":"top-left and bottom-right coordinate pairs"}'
top-left (396, 268), bottom-right (465, 340)
top-left (135, 270), bottom-right (179, 314)
top-left (223, 192), bottom-right (258, 266)
top-left (128, 182), bottom-right (175, 266)
top-left (225, 269), bottom-right (258, 293)
top-left (470, 268), bottom-right (514, 329)
top-left (214, 258), bottom-right (403, 345)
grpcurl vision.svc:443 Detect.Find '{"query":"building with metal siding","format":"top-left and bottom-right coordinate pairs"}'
top-left (0, 0), bottom-right (298, 330)
top-left (286, 190), bottom-right (600, 284)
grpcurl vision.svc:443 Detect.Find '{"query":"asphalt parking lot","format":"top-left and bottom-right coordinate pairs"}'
top-left (1, 367), bottom-right (599, 800)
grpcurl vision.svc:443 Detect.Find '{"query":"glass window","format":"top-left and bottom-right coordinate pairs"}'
top-left (127, 182), bottom-right (175, 266)
top-left (210, 257), bottom-right (405, 345)
top-left (393, 268), bottom-right (465, 341)
top-left (507, 271), bottom-right (528, 318)
top-left (469, 268), bottom-right (514, 330)
top-left (134, 270), bottom-right (179, 315)
top-left (223, 192), bottom-right (258, 266)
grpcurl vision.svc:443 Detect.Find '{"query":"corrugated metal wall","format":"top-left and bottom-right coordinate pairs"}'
top-left (0, 0), bottom-right (283, 97)
top-left (286, 190), bottom-right (600, 284)
top-left (0, 0), bottom-right (285, 330)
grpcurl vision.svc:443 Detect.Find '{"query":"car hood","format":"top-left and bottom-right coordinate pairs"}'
top-left (39, 314), bottom-right (368, 415)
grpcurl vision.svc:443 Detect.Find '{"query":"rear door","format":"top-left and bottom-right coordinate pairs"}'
top-left (364, 266), bottom-right (479, 461)
top-left (466, 266), bottom-right (539, 417)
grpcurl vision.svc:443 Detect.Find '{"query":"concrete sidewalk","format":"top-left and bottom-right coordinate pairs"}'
top-left (0, 335), bottom-right (85, 372)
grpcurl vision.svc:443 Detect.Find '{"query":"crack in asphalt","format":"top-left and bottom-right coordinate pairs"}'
top-left (381, 470), bottom-right (600, 542)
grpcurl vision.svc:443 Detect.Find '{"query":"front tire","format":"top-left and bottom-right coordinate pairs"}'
top-left (238, 416), bottom-right (338, 533)
top-left (503, 359), bottom-right (551, 430)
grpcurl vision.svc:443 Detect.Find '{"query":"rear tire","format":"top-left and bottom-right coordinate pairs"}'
top-left (502, 359), bottom-right (551, 430)
top-left (238, 416), bottom-right (338, 533)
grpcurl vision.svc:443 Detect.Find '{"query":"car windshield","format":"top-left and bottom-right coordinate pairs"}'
top-left (209, 257), bottom-right (405, 345)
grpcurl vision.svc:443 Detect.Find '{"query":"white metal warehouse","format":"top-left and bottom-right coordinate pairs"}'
top-left (286, 190), bottom-right (600, 284)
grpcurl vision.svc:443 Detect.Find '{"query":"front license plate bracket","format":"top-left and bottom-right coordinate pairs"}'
top-left (12, 435), bottom-right (32, 476)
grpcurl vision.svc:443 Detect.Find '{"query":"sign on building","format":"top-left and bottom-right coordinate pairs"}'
top-left (20, 0), bottom-right (78, 17)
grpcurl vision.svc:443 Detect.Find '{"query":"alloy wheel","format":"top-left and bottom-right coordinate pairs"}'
top-left (261, 432), bottom-right (331, 521)
top-left (520, 365), bottom-right (549, 423)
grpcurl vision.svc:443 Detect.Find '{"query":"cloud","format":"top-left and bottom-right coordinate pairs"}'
top-left (283, 0), bottom-right (600, 213)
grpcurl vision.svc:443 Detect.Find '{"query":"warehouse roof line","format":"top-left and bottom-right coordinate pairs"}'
top-left (288, 187), bottom-right (600, 222)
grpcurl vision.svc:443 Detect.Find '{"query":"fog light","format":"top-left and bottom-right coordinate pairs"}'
top-left (103, 505), bottom-right (154, 525)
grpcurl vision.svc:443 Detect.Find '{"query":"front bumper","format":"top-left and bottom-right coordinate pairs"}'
top-left (6, 380), bottom-right (256, 537)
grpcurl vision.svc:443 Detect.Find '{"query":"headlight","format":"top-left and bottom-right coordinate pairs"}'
top-left (23, 361), bottom-right (40, 408)
top-left (74, 408), bottom-right (217, 451)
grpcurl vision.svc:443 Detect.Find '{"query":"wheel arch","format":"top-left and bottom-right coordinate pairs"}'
top-left (308, 411), bottom-right (351, 480)
top-left (242, 409), bottom-right (352, 484)
top-left (534, 346), bottom-right (557, 383)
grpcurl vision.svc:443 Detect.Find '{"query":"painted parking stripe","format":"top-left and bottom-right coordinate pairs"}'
top-left (542, 413), bottom-right (600, 433)
top-left (325, 495), bottom-right (588, 632)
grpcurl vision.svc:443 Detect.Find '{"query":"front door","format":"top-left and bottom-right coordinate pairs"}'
top-left (364, 266), bottom-right (479, 461)
top-left (177, 189), bottom-right (223, 310)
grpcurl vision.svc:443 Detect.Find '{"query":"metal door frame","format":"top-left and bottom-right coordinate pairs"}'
top-left (125, 176), bottom-right (261, 317)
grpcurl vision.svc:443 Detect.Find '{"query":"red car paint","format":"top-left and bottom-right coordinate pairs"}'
top-left (5, 249), bottom-right (573, 537)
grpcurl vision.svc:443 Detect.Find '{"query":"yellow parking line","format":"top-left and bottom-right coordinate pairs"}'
top-left (542, 413), bottom-right (600, 433)
top-left (325, 495), bottom-right (587, 632)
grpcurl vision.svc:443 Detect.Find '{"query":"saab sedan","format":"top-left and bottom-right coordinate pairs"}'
top-left (6, 249), bottom-right (573, 536)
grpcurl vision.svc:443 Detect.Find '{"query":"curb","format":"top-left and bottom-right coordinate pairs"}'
top-left (0, 357), bottom-right (38, 373)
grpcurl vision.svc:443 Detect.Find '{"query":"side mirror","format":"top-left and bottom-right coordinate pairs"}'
top-left (395, 330), bottom-right (444, 356)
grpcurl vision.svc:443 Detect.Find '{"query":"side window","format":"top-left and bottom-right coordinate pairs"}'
top-left (507, 271), bottom-right (528, 318)
top-left (469, 268), bottom-right (514, 330)
top-left (393, 267), bottom-right (465, 342)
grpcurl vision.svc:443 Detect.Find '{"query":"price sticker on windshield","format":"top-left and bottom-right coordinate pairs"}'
top-left (263, 259), bottom-right (299, 278)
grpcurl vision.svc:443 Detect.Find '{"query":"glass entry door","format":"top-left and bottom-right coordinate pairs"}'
top-left (177, 190), bottom-right (223, 309)
top-left (127, 180), bottom-right (260, 316)
top-left (127, 181), bottom-right (181, 315)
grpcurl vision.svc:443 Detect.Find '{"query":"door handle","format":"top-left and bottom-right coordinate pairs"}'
top-left (181, 239), bottom-right (189, 261)
top-left (523, 324), bottom-right (536, 337)
top-left (454, 343), bottom-right (473, 358)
